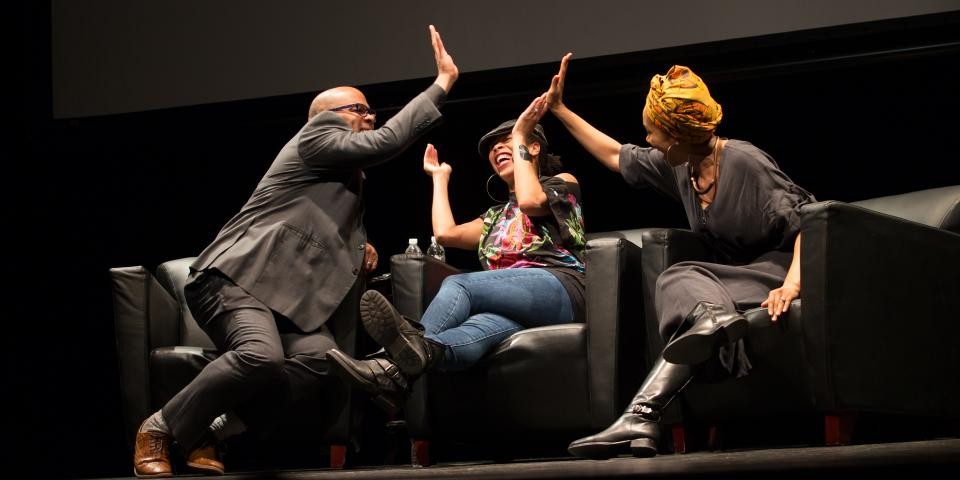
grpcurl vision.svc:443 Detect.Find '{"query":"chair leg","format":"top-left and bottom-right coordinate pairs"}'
top-left (411, 439), bottom-right (431, 467)
top-left (824, 412), bottom-right (857, 446)
top-left (707, 425), bottom-right (722, 451)
top-left (670, 425), bottom-right (687, 454)
top-left (329, 444), bottom-right (347, 469)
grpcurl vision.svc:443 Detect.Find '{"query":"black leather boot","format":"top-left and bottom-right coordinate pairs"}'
top-left (360, 290), bottom-right (446, 375)
top-left (327, 349), bottom-right (411, 414)
top-left (662, 301), bottom-right (748, 365)
top-left (567, 358), bottom-right (693, 459)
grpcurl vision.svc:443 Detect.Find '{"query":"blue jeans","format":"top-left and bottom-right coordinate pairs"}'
top-left (421, 268), bottom-right (575, 371)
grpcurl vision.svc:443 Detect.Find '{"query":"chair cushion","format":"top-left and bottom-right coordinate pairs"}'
top-left (149, 346), bottom-right (218, 408)
top-left (486, 324), bottom-right (591, 430)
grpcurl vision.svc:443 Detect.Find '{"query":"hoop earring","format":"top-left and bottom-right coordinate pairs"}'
top-left (485, 174), bottom-right (507, 203)
top-left (665, 142), bottom-right (682, 165)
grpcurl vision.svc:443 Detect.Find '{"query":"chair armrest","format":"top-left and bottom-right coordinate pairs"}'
top-left (582, 235), bottom-right (646, 428)
top-left (852, 184), bottom-right (960, 234)
top-left (110, 266), bottom-right (179, 444)
top-left (580, 228), bottom-right (709, 427)
top-left (801, 200), bottom-right (960, 416)
top-left (389, 254), bottom-right (463, 321)
top-left (638, 229), bottom-right (711, 355)
top-left (389, 254), bottom-right (463, 438)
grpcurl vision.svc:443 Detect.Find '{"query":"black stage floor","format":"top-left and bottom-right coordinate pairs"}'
top-left (104, 437), bottom-right (960, 479)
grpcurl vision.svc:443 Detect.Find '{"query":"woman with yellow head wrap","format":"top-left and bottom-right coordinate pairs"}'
top-left (539, 54), bottom-right (815, 460)
top-left (645, 65), bottom-right (723, 145)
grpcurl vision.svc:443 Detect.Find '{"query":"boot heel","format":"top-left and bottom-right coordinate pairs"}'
top-left (722, 317), bottom-right (749, 344)
top-left (630, 437), bottom-right (657, 457)
top-left (371, 393), bottom-right (402, 415)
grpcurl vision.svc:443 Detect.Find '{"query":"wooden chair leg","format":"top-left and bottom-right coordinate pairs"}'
top-left (411, 439), bottom-right (431, 467)
top-left (671, 425), bottom-right (687, 454)
top-left (707, 425), bottom-right (722, 451)
top-left (824, 412), bottom-right (857, 446)
top-left (329, 444), bottom-right (347, 469)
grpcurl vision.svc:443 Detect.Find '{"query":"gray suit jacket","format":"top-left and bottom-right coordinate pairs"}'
top-left (191, 85), bottom-right (444, 332)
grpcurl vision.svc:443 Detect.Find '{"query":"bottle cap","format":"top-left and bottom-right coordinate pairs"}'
top-left (431, 236), bottom-right (437, 242)
top-left (408, 238), bottom-right (417, 244)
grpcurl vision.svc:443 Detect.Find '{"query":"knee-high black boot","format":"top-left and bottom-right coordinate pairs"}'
top-left (662, 301), bottom-right (748, 365)
top-left (568, 357), bottom-right (693, 459)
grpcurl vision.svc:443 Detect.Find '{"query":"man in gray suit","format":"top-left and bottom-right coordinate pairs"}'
top-left (133, 25), bottom-right (458, 477)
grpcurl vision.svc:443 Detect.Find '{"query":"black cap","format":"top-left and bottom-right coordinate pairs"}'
top-left (477, 119), bottom-right (549, 157)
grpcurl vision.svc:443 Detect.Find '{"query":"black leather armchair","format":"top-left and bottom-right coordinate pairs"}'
top-left (634, 185), bottom-right (960, 449)
top-left (389, 231), bottom-right (650, 465)
top-left (110, 258), bottom-right (361, 469)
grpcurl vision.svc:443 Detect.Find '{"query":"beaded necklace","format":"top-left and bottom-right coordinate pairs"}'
top-left (690, 138), bottom-right (722, 198)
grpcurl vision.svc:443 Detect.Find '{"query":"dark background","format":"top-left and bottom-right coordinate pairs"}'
top-left (9, 4), bottom-right (960, 478)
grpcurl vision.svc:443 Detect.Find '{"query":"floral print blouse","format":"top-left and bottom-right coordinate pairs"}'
top-left (478, 176), bottom-right (585, 272)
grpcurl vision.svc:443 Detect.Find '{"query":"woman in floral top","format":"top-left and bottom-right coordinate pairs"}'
top-left (326, 98), bottom-right (587, 413)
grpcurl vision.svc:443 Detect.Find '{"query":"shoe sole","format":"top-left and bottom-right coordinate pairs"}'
top-left (568, 437), bottom-right (658, 460)
top-left (567, 439), bottom-right (631, 460)
top-left (185, 461), bottom-right (224, 476)
top-left (630, 438), bottom-right (658, 457)
top-left (133, 470), bottom-right (172, 479)
top-left (360, 291), bottom-right (426, 375)
top-left (326, 349), bottom-right (402, 414)
top-left (663, 316), bottom-right (749, 365)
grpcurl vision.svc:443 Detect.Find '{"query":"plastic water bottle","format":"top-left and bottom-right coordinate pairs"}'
top-left (426, 236), bottom-right (446, 263)
top-left (405, 238), bottom-right (422, 257)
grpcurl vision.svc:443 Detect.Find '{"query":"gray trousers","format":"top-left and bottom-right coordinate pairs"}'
top-left (162, 270), bottom-right (343, 450)
top-left (654, 250), bottom-right (791, 377)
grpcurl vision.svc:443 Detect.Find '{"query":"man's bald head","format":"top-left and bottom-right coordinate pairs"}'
top-left (308, 87), bottom-right (366, 119)
top-left (308, 86), bottom-right (375, 132)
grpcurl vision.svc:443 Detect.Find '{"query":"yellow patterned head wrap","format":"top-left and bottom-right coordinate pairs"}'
top-left (645, 65), bottom-right (722, 144)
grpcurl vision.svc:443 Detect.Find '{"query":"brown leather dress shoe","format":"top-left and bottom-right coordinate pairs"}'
top-left (186, 437), bottom-right (224, 476)
top-left (133, 423), bottom-right (172, 478)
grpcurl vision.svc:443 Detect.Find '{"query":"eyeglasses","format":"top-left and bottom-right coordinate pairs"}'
top-left (330, 103), bottom-right (376, 117)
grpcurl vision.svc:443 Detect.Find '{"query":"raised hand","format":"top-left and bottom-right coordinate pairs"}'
top-left (514, 94), bottom-right (549, 140)
top-left (423, 143), bottom-right (452, 178)
top-left (430, 25), bottom-right (458, 93)
top-left (545, 53), bottom-right (572, 111)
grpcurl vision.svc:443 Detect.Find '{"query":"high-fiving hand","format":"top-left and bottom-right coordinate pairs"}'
top-left (544, 53), bottom-right (572, 111)
top-left (514, 94), bottom-right (549, 141)
top-left (430, 25), bottom-right (458, 93)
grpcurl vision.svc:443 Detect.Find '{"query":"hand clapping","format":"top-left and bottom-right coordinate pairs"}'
top-left (423, 143), bottom-right (452, 178)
